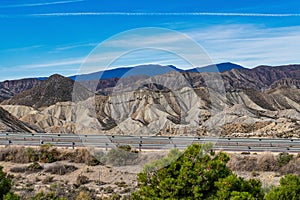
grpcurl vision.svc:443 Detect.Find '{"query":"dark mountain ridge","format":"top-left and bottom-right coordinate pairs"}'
top-left (0, 78), bottom-right (41, 101)
top-left (1, 74), bottom-right (92, 109)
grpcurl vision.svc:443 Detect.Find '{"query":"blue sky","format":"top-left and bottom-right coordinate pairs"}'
top-left (1, 0), bottom-right (300, 80)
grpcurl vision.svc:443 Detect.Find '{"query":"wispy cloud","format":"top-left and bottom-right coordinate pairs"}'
top-left (30, 12), bottom-right (300, 17)
top-left (76, 24), bottom-right (300, 71)
top-left (0, 0), bottom-right (84, 8)
top-left (22, 57), bottom-right (84, 69)
top-left (187, 25), bottom-right (300, 67)
top-left (1, 45), bottom-right (42, 53)
top-left (1, 12), bottom-right (300, 19)
top-left (55, 42), bottom-right (98, 51)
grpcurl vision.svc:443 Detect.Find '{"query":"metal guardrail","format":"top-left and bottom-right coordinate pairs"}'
top-left (0, 132), bottom-right (299, 153)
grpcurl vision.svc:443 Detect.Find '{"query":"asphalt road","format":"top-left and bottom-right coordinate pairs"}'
top-left (0, 133), bottom-right (299, 153)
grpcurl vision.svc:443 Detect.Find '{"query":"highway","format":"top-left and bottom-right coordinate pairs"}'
top-left (0, 132), bottom-right (300, 153)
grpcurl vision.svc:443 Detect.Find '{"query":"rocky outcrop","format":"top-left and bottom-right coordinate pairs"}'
top-left (0, 107), bottom-right (35, 132)
top-left (1, 84), bottom-right (300, 137)
top-left (1, 65), bottom-right (299, 137)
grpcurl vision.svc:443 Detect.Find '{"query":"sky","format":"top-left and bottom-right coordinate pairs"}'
top-left (1, 0), bottom-right (300, 80)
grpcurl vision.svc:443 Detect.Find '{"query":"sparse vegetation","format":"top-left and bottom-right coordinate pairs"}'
top-left (1, 144), bottom-right (300, 199)
top-left (76, 174), bottom-right (89, 185)
top-left (143, 148), bottom-right (182, 172)
top-left (28, 192), bottom-right (66, 200)
top-left (106, 145), bottom-right (139, 166)
top-left (277, 152), bottom-right (293, 167)
top-left (227, 152), bottom-right (298, 174)
top-left (44, 164), bottom-right (77, 175)
top-left (42, 176), bottom-right (54, 184)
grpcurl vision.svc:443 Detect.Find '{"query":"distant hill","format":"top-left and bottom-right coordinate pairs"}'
top-left (2, 74), bottom-right (92, 109)
top-left (186, 62), bottom-right (245, 73)
top-left (1, 62), bottom-right (299, 105)
top-left (70, 64), bottom-right (183, 81)
top-left (70, 62), bottom-right (244, 81)
top-left (0, 78), bottom-right (41, 102)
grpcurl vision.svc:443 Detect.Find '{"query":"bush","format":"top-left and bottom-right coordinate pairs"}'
top-left (45, 164), bottom-right (77, 175)
top-left (115, 181), bottom-right (127, 188)
top-left (3, 192), bottom-right (20, 200)
top-left (68, 149), bottom-right (90, 164)
top-left (76, 175), bottom-right (89, 185)
top-left (28, 192), bottom-right (66, 200)
top-left (10, 162), bottom-right (43, 174)
top-left (103, 186), bottom-right (114, 194)
top-left (42, 176), bottom-right (54, 184)
top-left (265, 174), bottom-right (300, 200)
top-left (132, 143), bottom-right (264, 200)
top-left (75, 191), bottom-right (92, 200)
top-left (38, 144), bottom-right (58, 163)
top-left (9, 167), bottom-right (26, 173)
top-left (0, 146), bottom-right (106, 165)
top-left (0, 147), bottom-right (30, 163)
top-left (26, 148), bottom-right (39, 162)
top-left (279, 157), bottom-right (300, 175)
top-left (28, 162), bottom-right (43, 172)
top-left (106, 146), bottom-right (139, 166)
top-left (256, 153), bottom-right (278, 171)
top-left (143, 148), bottom-right (182, 172)
top-left (109, 193), bottom-right (121, 200)
top-left (227, 155), bottom-right (257, 171)
top-left (0, 166), bottom-right (12, 199)
top-left (277, 152), bottom-right (293, 167)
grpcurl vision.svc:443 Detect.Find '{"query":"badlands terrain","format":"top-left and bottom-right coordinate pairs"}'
top-left (0, 63), bottom-right (299, 138)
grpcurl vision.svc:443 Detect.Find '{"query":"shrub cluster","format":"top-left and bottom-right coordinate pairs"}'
top-left (227, 152), bottom-right (299, 175)
top-left (44, 164), bottom-right (78, 175)
top-left (0, 144), bottom-right (140, 167)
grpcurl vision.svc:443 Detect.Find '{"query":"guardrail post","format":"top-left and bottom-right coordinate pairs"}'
top-left (168, 137), bottom-right (172, 144)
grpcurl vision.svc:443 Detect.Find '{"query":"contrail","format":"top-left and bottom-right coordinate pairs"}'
top-left (30, 12), bottom-right (300, 17)
top-left (0, 0), bottom-right (84, 8)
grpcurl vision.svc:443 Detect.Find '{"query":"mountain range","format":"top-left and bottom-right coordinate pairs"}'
top-left (0, 62), bottom-right (242, 101)
top-left (0, 62), bottom-right (299, 137)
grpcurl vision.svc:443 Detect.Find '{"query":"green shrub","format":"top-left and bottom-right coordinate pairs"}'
top-left (265, 174), bottom-right (300, 200)
top-left (76, 175), bottom-right (89, 185)
top-left (25, 148), bottom-right (39, 162)
top-left (39, 144), bottom-right (58, 163)
top-left (3, 192), bottom-right (20, 200)
top-left (132, 143), bottom-right (264, 200)
top-left (143, 148), bottom-right (182, 172)
top-left (277, 152), bottom-right (293, 167)
top-left (0, 166), bottom-right (12, 200)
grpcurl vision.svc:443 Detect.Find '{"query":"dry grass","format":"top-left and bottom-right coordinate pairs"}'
top-left (44, 164), bottom-right (78, 175)
top-left (228, 152), bottom-right (298, 175)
